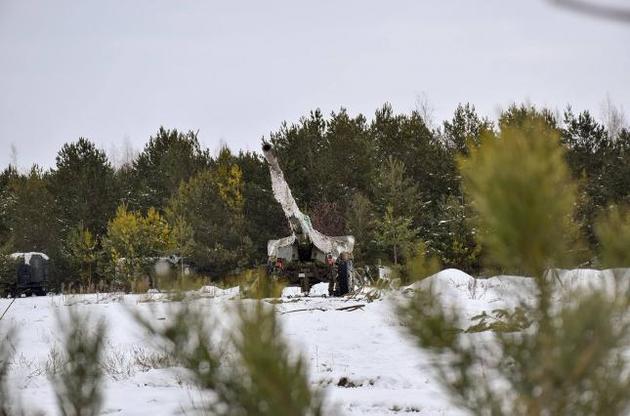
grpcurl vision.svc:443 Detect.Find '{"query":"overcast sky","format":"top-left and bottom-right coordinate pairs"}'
top-left (0, 0), bottom-right (628, 169)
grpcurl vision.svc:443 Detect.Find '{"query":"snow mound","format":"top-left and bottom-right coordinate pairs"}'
top-left (282, 282), bottom-right (329, 297)
top-left (410, 269), bottom-right (506, 318)
top-left (198, 285), bottom-right (240, 298)
top-left (554, 268), bottom-right (630, 295)
top-left (411, 268), bottom-right (474, 291)
top-left (409, 268), bottom-right (630, 320)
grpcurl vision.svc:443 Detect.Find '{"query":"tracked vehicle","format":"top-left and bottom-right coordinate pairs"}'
top-left (262, 143), bottom-right (354, 295)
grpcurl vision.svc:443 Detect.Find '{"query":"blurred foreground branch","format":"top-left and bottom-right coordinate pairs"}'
top-left (549, 0), bottom-right (630, 23)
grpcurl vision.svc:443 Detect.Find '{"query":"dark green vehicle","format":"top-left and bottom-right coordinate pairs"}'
top-left (0, 252), bottom-right (49, 297)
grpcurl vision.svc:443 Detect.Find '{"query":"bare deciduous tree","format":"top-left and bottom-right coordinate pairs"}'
top-left (601, 95), bottom-right (627, 140)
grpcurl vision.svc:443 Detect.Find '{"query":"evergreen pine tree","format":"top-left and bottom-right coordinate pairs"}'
top-left (442, 103), bottom-right (493, 155)
top-left (129, 127), bottom-right (210, 212)
top-left (167, 151), bottom-right (252, 274)
top-left (6, 166), bottom-right (59, 254)
top-left (63, 224), bottom-right (97, 288)
top-left (400, 117), bottom-right (630, 416)
top-left (374, 205), bottom-right (417, 265)
top-left (49, 138), bottom-right (117, 238)
top-left (344, 192), bottom-right (377, 263)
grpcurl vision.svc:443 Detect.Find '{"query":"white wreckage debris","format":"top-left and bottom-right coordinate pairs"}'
top-left (262, 143), bottom-right (354, 260)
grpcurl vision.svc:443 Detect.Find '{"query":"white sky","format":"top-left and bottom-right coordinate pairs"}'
top-left (0, 0), bottom-right (629, 169)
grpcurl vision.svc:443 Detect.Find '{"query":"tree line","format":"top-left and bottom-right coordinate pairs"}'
top-left (0, 102), bottom-right (628, 291)
top-left (2, 112), bottom-right (630, 416)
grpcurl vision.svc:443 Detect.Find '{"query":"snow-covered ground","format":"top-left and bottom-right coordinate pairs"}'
top-left (1, 268), bottom-right (627, 415)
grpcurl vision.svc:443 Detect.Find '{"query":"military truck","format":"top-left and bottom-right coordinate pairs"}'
top-left (262, 143), bottom-right (355, 295)
top-left (0, 252), bottom-right (49, 297)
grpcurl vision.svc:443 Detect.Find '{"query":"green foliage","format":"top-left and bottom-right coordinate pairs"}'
top-left (562, 109), bottom-right (612, 247)
top-left (563, 108), bottom-right (609, 157)
top-left (155, 273), bottom-right (208, 295)
top-left (373, 156), bottom-right (419, 219)
top-left (370, 105), bottom-right (455, 250)
top-left (168, 215), bottom-right (195, 259)
top-left (400, 117), bottom-right (630, 416)
top-left (374, 205), bottom-right (417, 265)
top-left (606, 129), bottom-right (630, 205)
top-left (0, 249), bottom-right (18, 293)
top-left (239, 268), bottom-right (286, 299)
top-left (269, 109), bottom-right (376, 208)
top-left (63, 224), bottom-right (97, 287)
top-left (443, 103), bottom-right (493, 155)
top-left (401, 242), bottom-right (440, 284)
top-left (268, 110), bottom-right (328, 207)
top-left (465, 308), bottom-right (530, 333)
top-left (320, 109), bottom-right (375, 202)
top-left (129, 127), bottom-right (210, 212)
top-left (344, 192), bottom-right (376, 263)
top-left (460, 119), bottom-right (578, 275)
top-left (402, 281), bottom-right (630, 415)
top-left (433, 195), bottom-right (482, 274)
top-left (135, 301), bottom-right (324, 416)
top-left (0, 166), bottom-right (19, 245)
top-left (49, 138), bottom-right (117, 237)
top-left (101, 204), bottom-right (176, 287)
top-left (167, 155), bottom-right (252, 275)
top-left (5, 166), bottom-right (59, 254)
top-left (232, 303), bottom-right (323, 416)
top-left (595, 205), bottom-right (630, 268)
top-left (498, 104), bottom-right (558, 132)
top-left (52, 310), bottom-right (106, 416)
top-left (0, 102), bottom-right (626, 286)
top-left (213, 147), bottom-right (246, 211)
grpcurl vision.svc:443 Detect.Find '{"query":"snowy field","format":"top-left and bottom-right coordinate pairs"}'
top-left (1, 268), bottom-right (627, 415)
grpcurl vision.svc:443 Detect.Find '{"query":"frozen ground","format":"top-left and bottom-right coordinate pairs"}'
top-left (0, 268), bottom-right (627, 415)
